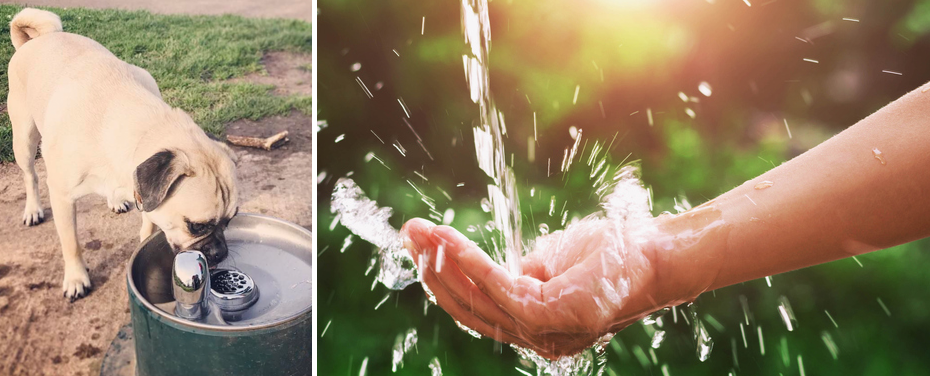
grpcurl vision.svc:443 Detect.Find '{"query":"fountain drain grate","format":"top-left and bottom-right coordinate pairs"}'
top-left (210, 269), bottom-right (259, 312)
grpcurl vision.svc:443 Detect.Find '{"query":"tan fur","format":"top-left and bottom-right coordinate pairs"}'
top-left (8, 8), bottom-right (239, 300)
top-left (9, 8), bottom-right (62, 50)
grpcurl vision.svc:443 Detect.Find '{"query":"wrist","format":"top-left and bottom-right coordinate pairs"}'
top-left (650, 206), bottom-right (731, 307)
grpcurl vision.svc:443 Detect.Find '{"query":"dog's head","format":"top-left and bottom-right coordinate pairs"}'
top-left (133, 141), bottom-right (239, 265)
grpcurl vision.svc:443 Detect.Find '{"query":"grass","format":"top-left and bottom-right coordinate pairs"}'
top-left (0, 5), bottom-right (311, 162)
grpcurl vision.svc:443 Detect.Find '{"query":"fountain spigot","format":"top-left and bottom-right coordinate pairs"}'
top-left (172, 250), bottom-right (210, 320)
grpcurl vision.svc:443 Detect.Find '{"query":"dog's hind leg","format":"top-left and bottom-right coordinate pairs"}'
top-left (48, 188), bottom-right (92, 301)
top-left (9, 92), bottom-right (44, 226)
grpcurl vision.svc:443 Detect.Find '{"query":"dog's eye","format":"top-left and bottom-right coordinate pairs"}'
top-left (187, 221), bottom-right (212, 236)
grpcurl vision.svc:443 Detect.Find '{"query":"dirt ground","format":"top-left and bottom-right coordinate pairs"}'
top-left (0, 0), bottom-right (311, 22)
top-left (0, 45), bottom-right (312, 376)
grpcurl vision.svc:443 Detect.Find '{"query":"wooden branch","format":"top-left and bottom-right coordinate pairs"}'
top-left (226, 130), bottom-right (289, 150)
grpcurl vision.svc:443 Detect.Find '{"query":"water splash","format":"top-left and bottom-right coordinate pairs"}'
top-left (359, 357), bottom-right (369, 376)
top-left (688, 305), bottom-right (714, 362)
top-left (651, 330), bottom-right (667, 349)
top-left (777, 296), bottom-right (798, 331)
top-left (538, 223), bottom-right (550, 235)
top-left (332, 0), bottom-right (719, 373)
top-left (513, 334), bottom-right (610, 376)
top-left (391, 328), bottom-right (419, 372)
top-left (455, 320), bottom-right (483, 339)
top-left (429, 357), bottom-right (443, 375)
top-left (331, 178), bottom-right (417, 290)
top-left (642, 308), bottom-right (670, 325)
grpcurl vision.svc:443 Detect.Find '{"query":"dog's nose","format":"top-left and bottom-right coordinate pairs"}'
top-left (199, 231), bottom-right (228, 264)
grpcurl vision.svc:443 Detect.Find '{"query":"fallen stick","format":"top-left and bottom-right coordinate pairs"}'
top-left (226, 130), bottom-right (289, 150)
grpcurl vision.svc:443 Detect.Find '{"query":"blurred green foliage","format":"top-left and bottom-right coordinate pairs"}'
top-left (318, 0), bottom-right (930, 375)
top-left (0, 5), bottom-right (312, 162)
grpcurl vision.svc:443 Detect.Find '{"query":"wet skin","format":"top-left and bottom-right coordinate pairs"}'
top-left (404, 80), bottom-right (930, 359)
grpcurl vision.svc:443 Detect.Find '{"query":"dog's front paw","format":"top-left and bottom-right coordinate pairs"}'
top-left (109, 200), bottom-right (133, 214)
top-left (62, 264), bottom-right (92, 302)
top-left (22, 205), bottom-right (45, 226)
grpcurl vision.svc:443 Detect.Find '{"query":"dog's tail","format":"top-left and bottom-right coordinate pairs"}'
top-left (10, 8), bottom-right (62, 50)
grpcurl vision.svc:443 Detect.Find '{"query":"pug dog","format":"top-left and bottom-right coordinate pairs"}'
top-left (8, 8), bottom-right (239, 301)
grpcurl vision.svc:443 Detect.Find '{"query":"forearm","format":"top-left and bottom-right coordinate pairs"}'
top-left (658, 82), bottom-right (930, 300)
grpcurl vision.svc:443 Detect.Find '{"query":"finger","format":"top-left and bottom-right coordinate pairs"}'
top-left (401, 218), bottom-right (436, 260)
top-left (421, 263), bottom-right (531, 348)
top-left (432, 226), bottom-right (550, 319)
top-left (406, 220), bottom-right (522, 335)
top-left (420, 239), bottom-right (519, 335)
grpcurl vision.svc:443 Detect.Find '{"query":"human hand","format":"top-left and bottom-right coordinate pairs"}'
top-left (402, 216), bottom-right (679, 359)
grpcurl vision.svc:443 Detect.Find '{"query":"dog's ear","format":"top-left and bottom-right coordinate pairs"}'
top-left (133, 150), bottom-right (191, 212)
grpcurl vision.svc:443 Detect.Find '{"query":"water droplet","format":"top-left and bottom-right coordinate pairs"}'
top-left (755, 325), bottom-right (766, 356)
top-left (696, 323), bottom-right (714, 361)
top-left (340, 235), bottom-right (353, 253)
top-left (429, 357), bottom-right (443, 376)
top-left (872, 147), bottom-right (886, 165)
top-left (358, 357), bottom-right (368, 376)
top-left (754, 180), bottom-right (774, 190)
top-left (538, 223), bottom-right (549, 235)
top-left (689, 305), bottom-right (714, 362)
top-left (651, 330), bottom-right (666, 349)
top-left (877, 297), bottom-right (892, 316)
top-left (480, 198), bottom-right (492, 212)
top-left (350, 62), bottom-right (361, 72)
top-left (777, 296), bottom-right (798, 331)
top-left (569, 126), bottom-right (579, 140)
top-left (698, 81), bottom-right (713, 97)
top-left (466, 225), bottom-right (478, 233)
top-left (442, 208), bottom-right (455, 225)
top-left (780, 336), bottom-right (790, 366)
top-left (454, 320), bottom-right (482, 338)
top-left (642, 308), bottom-right (669, 325)
top-left (485, 221), bottom-right (496, 231)
top-left (391, 328), bottom-right (418, 372)
top-left (821, 331), bottom-right (839, 360)
top-left (365, 253), bottom-right (377, 276)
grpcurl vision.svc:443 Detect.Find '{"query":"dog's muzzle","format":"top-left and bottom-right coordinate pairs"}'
top-left (189, 230), bottom-right (229, 265)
